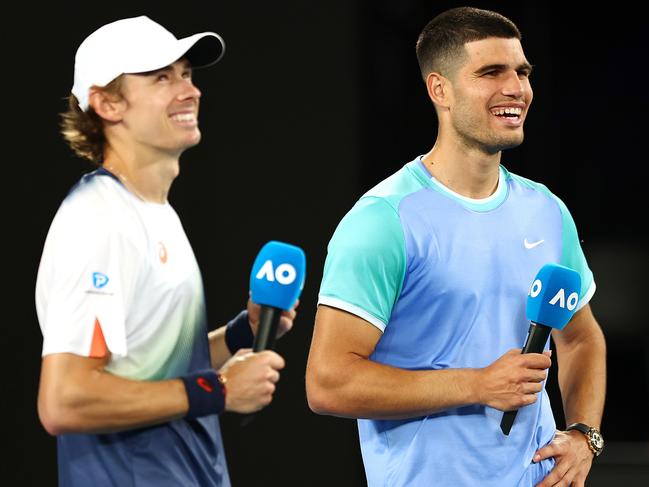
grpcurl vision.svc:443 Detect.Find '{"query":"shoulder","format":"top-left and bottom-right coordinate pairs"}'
top-left (506, 168), bottom-right (553, 196)
top-left (328, 159), bottom-right (429, 251)
top-left (63, 170), bottom-right (129, 216)
top-left (505, 167), bottom-right (571, 213)
top-left (328, 196), bottom-right (406, 266)
top-left (362, 160), bottom-right (429, 210)
top-left (48, 171), bottom-right (144, 249)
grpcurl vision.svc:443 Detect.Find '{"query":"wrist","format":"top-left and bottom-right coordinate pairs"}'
top-left (566, 429), bottom-right (594, 457)
top-left (180, 369), bottom-right (226, 419)
top-left (224, 310), bottom-right (254, 354)
top-left (566, 422), bottom-right (605, 457)
top-left (468, 368), bottom-right (484, 405)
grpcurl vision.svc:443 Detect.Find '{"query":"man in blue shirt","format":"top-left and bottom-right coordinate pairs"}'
top-left (306, 7), bottom-right (606, 486)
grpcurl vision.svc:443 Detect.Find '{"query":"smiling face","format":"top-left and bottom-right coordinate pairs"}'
top-left (116, 59), bottom-right (202, 156)
top-left (444, 37), bottom-right (533, 154)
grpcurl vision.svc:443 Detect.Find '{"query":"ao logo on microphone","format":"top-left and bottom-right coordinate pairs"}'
top-left (529, 279), bottom-right (579, 311)
top-left (250, 241), bottom-right (306, 311)
top-left (255, 259), bottom-right (297, 285)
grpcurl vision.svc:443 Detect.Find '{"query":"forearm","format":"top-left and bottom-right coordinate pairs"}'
top-left (208, 325), bottom-right (232, 370)
top-left (39, 357), bottom-right (189, 435)
top-left (557, 331), bottom-right (606, 427)
top-left (307, 354), bottom-right (480, 419)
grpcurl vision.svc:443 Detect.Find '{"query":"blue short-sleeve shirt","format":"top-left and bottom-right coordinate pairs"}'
top-left (319, 157), bottom-right (594, 487)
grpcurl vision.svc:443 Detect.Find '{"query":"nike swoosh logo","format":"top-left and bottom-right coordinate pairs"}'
top-left (524, 238), bottom-right (545, 249)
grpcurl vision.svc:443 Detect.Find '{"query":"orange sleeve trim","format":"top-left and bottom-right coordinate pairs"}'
top-left (89, 318), bottom-right (108, 358)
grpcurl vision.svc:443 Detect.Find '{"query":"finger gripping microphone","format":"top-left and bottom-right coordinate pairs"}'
top-left (500, 263), bottom-right (581, 436)
top-left (250, 241), bottom-right (306, 352)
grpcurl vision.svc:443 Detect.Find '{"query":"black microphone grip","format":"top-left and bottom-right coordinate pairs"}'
top-left (242, 306), bottom-right (282, 427)
top-left (500, 322), bottom-right (552, 435)
top-left (253, 306), bottom-right (282, 352)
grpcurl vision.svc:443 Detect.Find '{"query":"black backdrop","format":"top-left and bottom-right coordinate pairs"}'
top-left (4, 1), bottom-right (647, 485)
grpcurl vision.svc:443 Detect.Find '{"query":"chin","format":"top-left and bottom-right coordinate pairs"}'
top-left (489, 132), bottom-right (524, 153)
top-left (183, 131), bottom-right (202, 148)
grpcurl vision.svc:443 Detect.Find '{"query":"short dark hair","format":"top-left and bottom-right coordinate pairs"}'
top-left (415, 7), bottom-right (521, 80)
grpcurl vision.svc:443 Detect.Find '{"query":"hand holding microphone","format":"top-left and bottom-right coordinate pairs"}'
top-left (232, 241), bottom-right (305, 422)
top-left (499, 263), bottom-right (581, 436)
top-left (220, 348), bottom-right (286, 414)
top-left (478, 348), bottom-right (552, 415)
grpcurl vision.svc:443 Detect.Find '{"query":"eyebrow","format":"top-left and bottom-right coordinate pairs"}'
top-left (474, 62), bottom-right (534, 75)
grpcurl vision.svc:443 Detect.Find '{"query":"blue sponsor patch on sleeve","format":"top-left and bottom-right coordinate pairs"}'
top-left (92, 272), bottom-right (109, 289)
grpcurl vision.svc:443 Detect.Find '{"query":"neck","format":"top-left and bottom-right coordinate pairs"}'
top-left (421, 136), bottom-right (501, 199)
top-left (102, 145), bottom-right (180, 204)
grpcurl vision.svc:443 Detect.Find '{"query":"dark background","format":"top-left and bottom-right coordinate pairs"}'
top-left (4, 1), bottom-right (647, 485)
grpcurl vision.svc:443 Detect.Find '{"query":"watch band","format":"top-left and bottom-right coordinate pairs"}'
top-left (566, 422), bottom-right (590, 435)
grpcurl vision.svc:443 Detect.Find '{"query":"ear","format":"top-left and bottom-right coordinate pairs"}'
top-left (425, 72), bottom-right (451, 110)
top-left (87, 88), bottom-right (125, 123)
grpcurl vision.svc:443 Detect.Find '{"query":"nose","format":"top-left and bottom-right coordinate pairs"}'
top-left (501, 71), bottom-right (526, 98)
top-left (177, 78), bottom-right (201, 102)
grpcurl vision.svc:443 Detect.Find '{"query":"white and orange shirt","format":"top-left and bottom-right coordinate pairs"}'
top-left (35, 168), bottom-right (230, 486)
top-left (36, 168), bottom-right (208, 380)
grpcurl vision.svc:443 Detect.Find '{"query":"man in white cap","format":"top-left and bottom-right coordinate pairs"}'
top-left (35, 16), bottom-right (294, 486)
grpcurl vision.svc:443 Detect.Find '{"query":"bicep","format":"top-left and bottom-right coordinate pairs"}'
top-left (306, 305), bottom-right (382, 412)
top-left (39, 353), bottom-right (109, 406)
top-left (38, 352), bottom-right (110, 432)
top-left (551, 304), bottom-right (604, 353)
top-left (307, 305), bottom-right (382, 370)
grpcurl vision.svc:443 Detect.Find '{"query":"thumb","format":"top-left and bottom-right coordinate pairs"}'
top-left (533, 442), bottom-right (556, 463)
top-left (259, 350), bottom-right (286, 370)
top-left (234, 348), bottom-right (252, 357)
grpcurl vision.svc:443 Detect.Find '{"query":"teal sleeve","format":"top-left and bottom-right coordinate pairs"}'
top-left (319, 197), bottom-right (406, 328)
top-left (554, 196), bottom-right (595, 303)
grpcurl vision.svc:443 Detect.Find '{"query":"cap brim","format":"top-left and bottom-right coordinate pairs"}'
top-left (179, 32), bottom-right (225, 68)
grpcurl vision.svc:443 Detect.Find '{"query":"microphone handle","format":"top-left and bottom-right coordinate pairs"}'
top-left (521, 322), bottom-right (552, 354)
top-left (253, 305), bottom-right (282, 352)
top-left (242, 306), bottom-right (282, 427)
top-left (500, 322), bottom-right (552, 436)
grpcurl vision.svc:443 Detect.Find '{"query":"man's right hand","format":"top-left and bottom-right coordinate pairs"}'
top-left (477, 348), bottom-right (552, 412)
top-left (219, 348), bottom-right (285, 414)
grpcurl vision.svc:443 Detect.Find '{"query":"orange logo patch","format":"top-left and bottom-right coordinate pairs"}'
top-left (158, 242), bottom-right (168, 263)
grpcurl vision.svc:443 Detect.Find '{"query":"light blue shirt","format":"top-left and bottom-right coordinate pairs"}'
top-left (319, 157), bottom-right (594, 486)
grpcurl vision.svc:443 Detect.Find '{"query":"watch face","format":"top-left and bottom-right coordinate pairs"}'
top-left (588, 430), bottom-right (604, 452)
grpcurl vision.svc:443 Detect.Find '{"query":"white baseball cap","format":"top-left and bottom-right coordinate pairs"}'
top-left (72, 16), bottom-right (225, 111)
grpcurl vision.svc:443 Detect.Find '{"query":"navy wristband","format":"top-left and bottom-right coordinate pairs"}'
top-left (225, 310), bottom-right (254, 354)
top-left (180, 369), bottom-right (226, 419)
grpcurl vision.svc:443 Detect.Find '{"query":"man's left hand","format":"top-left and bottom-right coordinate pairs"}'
top-left (247, 298), bottom-right (299, 340)
top-left (534, 429), bottom-right (594, 487)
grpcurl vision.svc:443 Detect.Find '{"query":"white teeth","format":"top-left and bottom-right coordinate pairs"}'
top-left (491, 107), bottom-right (522, 116)
top-left (171, 113), bottom-right (195, 122)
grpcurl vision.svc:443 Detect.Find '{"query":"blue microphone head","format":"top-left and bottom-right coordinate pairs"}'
top-left (526, 263), bottom-right (582, 330)
top-left (249, 241), bottom-right (306, 310)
